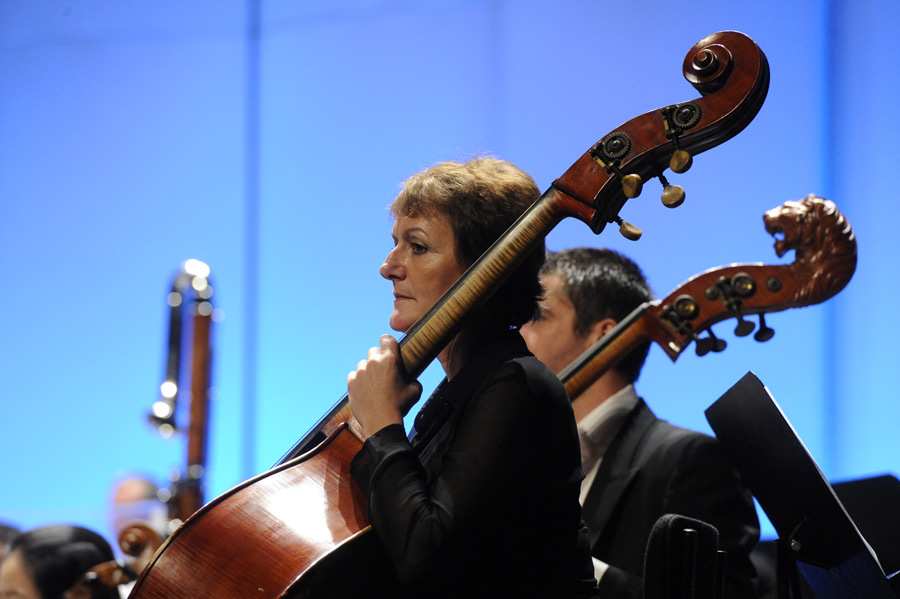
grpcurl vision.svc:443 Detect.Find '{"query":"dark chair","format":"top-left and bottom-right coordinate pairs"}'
top-left (643, 513), bottom-right (725, 599)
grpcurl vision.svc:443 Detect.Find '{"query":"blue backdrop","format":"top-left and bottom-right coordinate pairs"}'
top-left (1, 0), bottom-right (898, 543)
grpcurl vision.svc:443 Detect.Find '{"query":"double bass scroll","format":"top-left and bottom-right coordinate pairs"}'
top-left (560, 195), bottom-right (857, 399)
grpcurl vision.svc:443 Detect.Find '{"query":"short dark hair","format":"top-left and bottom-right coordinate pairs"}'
top-left (7, 525), bottom-right (119, 599)
top-left (392, 157), bottom-right (544, 329)
top-left (542, 247), bottom-right (654, 382)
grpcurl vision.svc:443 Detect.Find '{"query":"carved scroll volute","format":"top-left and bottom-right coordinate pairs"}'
top-left (554, 31), bottom-right (769, 233)
top-left (119, 522), bottom-right (163, 579)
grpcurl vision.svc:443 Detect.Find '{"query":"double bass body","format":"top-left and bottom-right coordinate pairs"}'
top-left (130, 421), bottom-right (396, 597)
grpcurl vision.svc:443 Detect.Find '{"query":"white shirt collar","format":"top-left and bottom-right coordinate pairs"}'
top-left (577, 383), bottom-right (639, 463)
top-left (577, 384), bottom-right (639, 506)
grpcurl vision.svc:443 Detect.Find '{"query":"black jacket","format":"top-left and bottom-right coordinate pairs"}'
top-left (583, 399), bottom-right (760, 598)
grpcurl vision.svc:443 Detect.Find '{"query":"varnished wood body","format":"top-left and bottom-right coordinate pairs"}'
top-left (131, 31), bottom-right (770, 598)
top-left (130, 423), bottom-right (370, 598)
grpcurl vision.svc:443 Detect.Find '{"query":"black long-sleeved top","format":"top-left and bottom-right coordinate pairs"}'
top-left (351, 331), bottom-right (598, 598)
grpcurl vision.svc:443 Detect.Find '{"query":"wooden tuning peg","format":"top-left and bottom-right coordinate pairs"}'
top-left (669, 149), bottom-right (693, 173)
top-left (614, 216), bottom-right (642, 241)
top-left (658, 173), bottom-right (685, 208)
top-left (661, 184), bottom-right (685, 208)
top-left (621, 173), bottom-right (643, 198)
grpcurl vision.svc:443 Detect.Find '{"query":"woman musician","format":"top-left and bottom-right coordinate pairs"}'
top-left (346, 157), bottom-right (599, 598)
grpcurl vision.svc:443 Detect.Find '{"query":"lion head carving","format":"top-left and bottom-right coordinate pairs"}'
top-left (763, 194), bottom-right (857, 304)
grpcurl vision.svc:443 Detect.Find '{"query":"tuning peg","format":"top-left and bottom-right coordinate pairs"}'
top-left (621, 173), bottom-right (643, 199)
top-left (754, 314), bottom-right (775, 342)
top-left (710, 329), bottom-right (727, 353)
top-left (734, 319), bottom-right (755, 337)
top-left (695, 329), bottom-right (727, 356)
top-left (695, 335), bottom-right (713, 357)
top-left (614, 216), bottom-right (642, 241)
top-left (669, 149), bottom-right (693, 173)
top-left (589, 136), bottom-right (642, 198)
top-left (658, 174), bottom-right (685, 208)
top-left (733, 308), bottom-right (755, 337)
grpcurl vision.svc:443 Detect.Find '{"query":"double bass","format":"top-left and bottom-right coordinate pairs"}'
top-left (129, 31), bottom-right (769, 597)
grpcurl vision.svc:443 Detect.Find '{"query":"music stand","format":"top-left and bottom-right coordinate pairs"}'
top-left (833, 474), bottom-right (900, 577)
top-left (704, 372), bottom-right (900, 599)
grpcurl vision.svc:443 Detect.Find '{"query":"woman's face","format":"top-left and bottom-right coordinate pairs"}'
top-left (0, 550), bottom-right (41, 599)
top-left (380, 213), bottom-right (466, 333)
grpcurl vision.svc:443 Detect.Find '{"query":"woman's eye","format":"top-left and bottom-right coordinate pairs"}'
top-left (411, 243), bottom-right (428, 254)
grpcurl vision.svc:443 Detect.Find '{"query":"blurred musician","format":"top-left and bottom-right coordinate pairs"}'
top-left (0, 525), bottom-right (119, 599)
top-left (108, 475), bottom-right (168, 544)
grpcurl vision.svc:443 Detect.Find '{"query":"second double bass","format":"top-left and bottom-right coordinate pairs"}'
top-left (560, 195), bottom-right (857, 399)
top-left (129, 31), bottom-right (769, 597)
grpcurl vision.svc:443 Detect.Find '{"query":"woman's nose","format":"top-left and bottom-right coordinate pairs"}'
top-left (380, 248), bottom-right (403, 280)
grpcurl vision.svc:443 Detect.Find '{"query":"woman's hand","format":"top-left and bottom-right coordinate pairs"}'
top-left (347, 334), bottom-right (422, 440)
